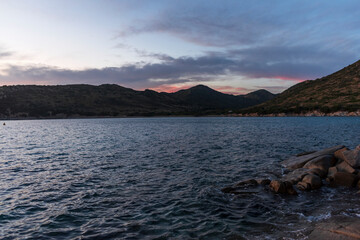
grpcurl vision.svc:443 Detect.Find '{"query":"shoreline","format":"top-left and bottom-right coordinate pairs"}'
top-left (1, 112), bottom-right (360, 121)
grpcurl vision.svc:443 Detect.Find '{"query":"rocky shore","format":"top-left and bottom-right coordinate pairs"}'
top-left (231, 110), bottom-right (360, 117)
top-left (222, 144), bottom-right (360, 239)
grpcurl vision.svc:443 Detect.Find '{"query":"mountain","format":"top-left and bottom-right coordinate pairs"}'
top-left (242, 59), bottom-right (360, 114)
top-left (0, 84), bottom-right (275, 118)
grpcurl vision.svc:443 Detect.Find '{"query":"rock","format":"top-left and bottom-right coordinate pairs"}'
top-left (256, 179), bottom-right (271, 185)
top-left (309, 168), bottom-right (327, 178)
top-left (303, 154), bottom-right (336, 174)
top-left (269, 180), bottom-right (286, 194)
top-left (302, 174), bottom-right (322, 189)
top-left (333, 172), bottom-right (356, 187)
top-left (296, 181), bottom-right (311, 191)
top-left (281, 145), bottom-right (345, 170)
top-left (336, 161), bottom-right (356, 174)
top-left (327, 166), bottom-right (338, 181)
top-left (221, 186), bottom-right (236, 193)
top-left (284, 181), bottom-right (298, 195)
top-left (281, 168), bottom-right (312, 184)
top-left (296, 150), bottom-right (316, 157)
top-left (309, 216), bottom-right (360, 240)
top-left (342, 145), bottom-right (360, 168)
top-left (356, 179), bottom-right (360, 189)
top-left (334, 147), bottom-right (349, 161)
top-left (234, 179), bottom-right (258, 187)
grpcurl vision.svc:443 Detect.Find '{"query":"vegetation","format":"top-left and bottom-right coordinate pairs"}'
top-left (0, 84), bottom-right (275, 118)
top-left (241, 60), bottom-right (360, 114)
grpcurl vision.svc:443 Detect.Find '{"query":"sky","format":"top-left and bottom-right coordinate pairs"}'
top-left (0, 0), bottom-right (360, 94)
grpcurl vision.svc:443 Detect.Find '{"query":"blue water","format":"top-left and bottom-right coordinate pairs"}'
top-left (1, 117), bottom-right (360, 239)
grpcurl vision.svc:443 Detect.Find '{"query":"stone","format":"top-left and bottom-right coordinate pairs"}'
top-left (309, 168), bottom-right (327, 178)
top-left (327, 166), bottom-right (338, 181)
top-left (334, 147), bottom-right (349, 161)
top-left (333, 172), bottom-right (356, 187)
top-left (303, 154), bottom-right (336, 173)
top-left (256, 179), bottom-right (271, 185)
top-left (234, 179), bottom-right (258, 187)
top-left (309, 216), bottom-right (360, 240)
top-left (342, 145), bottom-right (360, 168)
top-left (296, 181), bottom-right (311, 191)
top-left (357, 179), bottom-right (360, 189)
top-left (336, 160), bottom-right (356, 174)
top-left (281, 145), bottom-right (345, 170)
top-left (302, 174), bottom-right (322, 189)
top-left (284, 181), bottom-right (298, 195)
top-left (296, 151), bottom-right (316, 157)
top-left (281, 168), bottom-right (312, 184)
top-left (269, 180), bottom-right (286, 194)
top-left (221, 186), bottom-right (235, 193)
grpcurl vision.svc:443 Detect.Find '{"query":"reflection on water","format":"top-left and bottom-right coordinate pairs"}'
top-left (0, 117), bottom-right (360, 239)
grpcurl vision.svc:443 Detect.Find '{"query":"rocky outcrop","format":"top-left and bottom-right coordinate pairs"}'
top-left (281, 145), bottom-right (344, 170)
top-left (309, 216), bottom-right (360, 239)
top-left (222, 144), bottom-right (360, 196)
top-left (342, 145), bottom-right (360, 168)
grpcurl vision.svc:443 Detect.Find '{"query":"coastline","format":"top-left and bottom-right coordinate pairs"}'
top-left (1, 111), bottom-right (360, 121)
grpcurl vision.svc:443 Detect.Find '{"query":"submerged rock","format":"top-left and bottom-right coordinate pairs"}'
top-left (269, 180), bottom-right (286, 194)
top-left (256, 179), bottom-right (271, 185)
top-left (296, 181), bottom-right (311, 191)
top-left (269, 180), bottom-right (297, 195)
top-left (309, 216), bottom-right (360, 240)
top-left (281, 145), bottom-right (344, 170)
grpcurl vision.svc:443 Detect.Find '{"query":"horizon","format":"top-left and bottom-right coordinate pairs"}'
top-left (1, 0), bottom-right (360, 94)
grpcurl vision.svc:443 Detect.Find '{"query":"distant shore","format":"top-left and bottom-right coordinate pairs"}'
top-left (1, 111), bottom-right (360, 121)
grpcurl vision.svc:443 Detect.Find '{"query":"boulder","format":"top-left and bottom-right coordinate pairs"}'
top-left (356, 179), bottom-right (360, 189)
top-left (336, 161), bottom-right (356, 174)
top-left (309, 216), bottom-right (360, 240)
top-left (303, 154), bottom-right (336, 173)
top-left (309, 168), bottom-right (327, 178)
top-left (281, 168), bottom-right (312, 184)
top-left (296, 181), bottom-right (311, 191)
top-left (334, 147), bottom-right (349, 161)
top-left (296, 150), bottom-right (316, 157)
top-left (281, 145), bottom-right (345, 170)
top-left (326, 166), bottom-right (338, 182)
top-left (342, 145), bottom-right (360, 168)
top-left (269, 180), bottom-right (286, 194)
top-left (234, 179), bottom-right (258, 187)
top-left (256, 179), bottom-right (271, 185)
top-left (302, 174), bottom-right (322, 189)
top-left (284, 181), bottom-right (298, 195)
top-left (333, 172), bottom-right (356, 187)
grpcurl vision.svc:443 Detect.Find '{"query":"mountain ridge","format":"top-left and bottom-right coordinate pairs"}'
top-left (0, 84), bottom-right (275, 118)
top-left (241, 59), bottom-right (360, 115)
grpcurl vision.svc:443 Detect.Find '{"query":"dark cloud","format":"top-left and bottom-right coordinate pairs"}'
top-left (118, 1), bottom-right (360, 50)
top-left (0, 40), bottom-right (357, 90)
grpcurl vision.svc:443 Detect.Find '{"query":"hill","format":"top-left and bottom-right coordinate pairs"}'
top-left (0, 84), bottom-right (275, 118)
top-left (242, 59), bottom-right (360, 114)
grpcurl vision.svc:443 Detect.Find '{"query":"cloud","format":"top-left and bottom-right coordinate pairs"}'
top-left (0, 48), bottom-right (13, 58)
top-left (118, 1), bottom-right (360, 50)
top-left (0, 40), bottom-right (356, 91)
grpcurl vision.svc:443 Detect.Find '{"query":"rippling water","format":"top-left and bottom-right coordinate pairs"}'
top-left (1, 117), bottom-right (360, 239)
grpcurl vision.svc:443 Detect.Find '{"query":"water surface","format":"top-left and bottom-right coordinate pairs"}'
top-left (1, 117), bottom-right (360, 239)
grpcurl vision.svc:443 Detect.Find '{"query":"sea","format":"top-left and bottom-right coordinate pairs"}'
top-left (1, 117), bottom-right (360, 240)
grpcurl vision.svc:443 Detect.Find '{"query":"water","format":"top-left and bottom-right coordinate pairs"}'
top-left (1, 117), bottom-right (360, 240)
